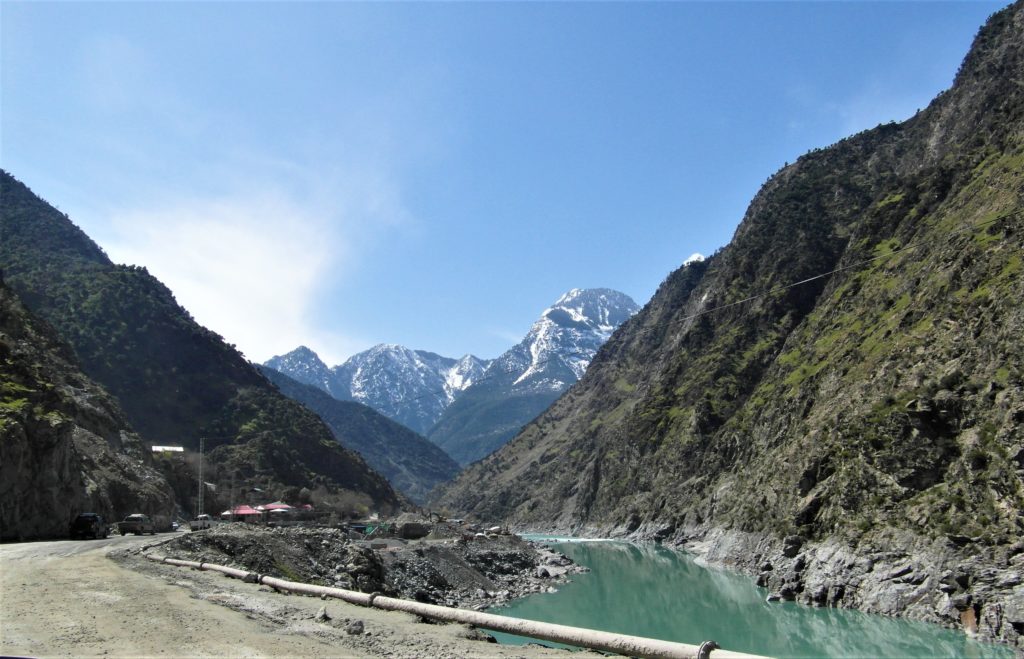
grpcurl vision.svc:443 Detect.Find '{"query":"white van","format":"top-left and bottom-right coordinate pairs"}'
top-left (190, 514), bottom-right (212, 531)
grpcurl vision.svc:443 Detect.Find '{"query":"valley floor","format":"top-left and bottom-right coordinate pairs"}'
top-left (0, 533), bottom-right (594, 658)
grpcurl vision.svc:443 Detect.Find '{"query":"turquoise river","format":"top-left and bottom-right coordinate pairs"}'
top-left (490, 539), bottom-right (1013, 658)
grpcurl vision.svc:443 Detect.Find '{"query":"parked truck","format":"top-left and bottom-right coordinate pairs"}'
top-left (117, 513), bottom-right (156, 536)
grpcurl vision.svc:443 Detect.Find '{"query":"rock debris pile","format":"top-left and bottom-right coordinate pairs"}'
top-left (380, 533), bottom-right (582, 610)
top-left (159, 525), bottom-right (583, 611)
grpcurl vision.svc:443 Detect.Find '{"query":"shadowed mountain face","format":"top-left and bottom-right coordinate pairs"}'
top-left (258, 366), bottom-right (460, 504)
top-left (434, 3), bottom-right (1024, 646)
top-left (0, 171), bottom-right (403, 515)
top-left (0, 281), bottom-right (175, 540)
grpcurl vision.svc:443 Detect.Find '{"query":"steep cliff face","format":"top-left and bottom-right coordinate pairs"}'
top-left (0, 282), bottom-right (175, 540)
top-left (0, 171), bottom-right (404, 516)
top-left (435, 3), bottom-right (1024, 647)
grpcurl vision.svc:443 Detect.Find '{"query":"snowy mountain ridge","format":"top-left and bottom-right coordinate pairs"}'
top-left (264, 288), bottom-right (638, 452)
top-left (267, 343), bottom-right (488, 436)
top-left (264, 346), bottom-right (339, 397)
top-left (427, 288), bottom-right (640, 464)
top-left (508, 288), bottom-right (638, 388)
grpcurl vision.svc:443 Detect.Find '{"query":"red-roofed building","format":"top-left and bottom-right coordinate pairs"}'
top-left (221, 505), bottom-right (262, 522)
top-left (259, 501), bottom-right (294, 511)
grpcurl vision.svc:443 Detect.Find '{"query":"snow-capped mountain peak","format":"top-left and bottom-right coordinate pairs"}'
top-left (264, 346), bottom-right (338, 396)
top-left (263, 342), bottom-right (491, 435)
top-left (326, 345), bottom-right (490, 434)
top-left (428, 287), bottom-right (639, 465)
top-left (509, 288), bottom-right (640, 387)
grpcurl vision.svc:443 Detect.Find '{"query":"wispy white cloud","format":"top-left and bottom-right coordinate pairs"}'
top-left (67, 28), bottom-right (429, 365)
top-left (103, 188), bottom-right (376, 365)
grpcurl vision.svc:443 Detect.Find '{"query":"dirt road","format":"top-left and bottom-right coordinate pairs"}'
top-left (0, 533), bottom-right (591, 658)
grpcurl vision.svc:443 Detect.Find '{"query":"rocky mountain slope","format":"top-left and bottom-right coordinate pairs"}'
top-left (0, 280), bottom-right (174, 540)
top-left (263, 346), bottom-right (339, 397)
top-left (429, 288), bottom-right (639, 465)
top-left (435, 3), bottom-right (1024, 648)
top-left (0, 171), bottom-right (403, 516)
top-left (266, 345), bottom-right (488, 436)
top-left (258, 366), bottom-right (460, 503)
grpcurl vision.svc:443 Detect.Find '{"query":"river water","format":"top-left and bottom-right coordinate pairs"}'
top-left (490, 539), bottom-right (1012, 658)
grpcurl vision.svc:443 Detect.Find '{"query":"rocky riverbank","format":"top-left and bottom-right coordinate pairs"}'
top-left (675, 526), bottom-right (1024, 653)
top-left (147, 525), bottom-right (585, 612)
top-left (547, 520), bottom-right (1023, 652)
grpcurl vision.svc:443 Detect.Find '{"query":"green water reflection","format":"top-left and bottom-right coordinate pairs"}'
top-left (490, 540), bottom-right (1012, 658)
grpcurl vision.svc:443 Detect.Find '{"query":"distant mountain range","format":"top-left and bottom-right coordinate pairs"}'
top-left (0, 165), bottom-right (639, 524)
top-left (429, 288), bottom-right (640, 464)
top-left (267, 345), bottom-right (487, 436)
top-left (258, 366), bottom-right (459, 503)
top-left (265, 288), bottom-right (639, 464)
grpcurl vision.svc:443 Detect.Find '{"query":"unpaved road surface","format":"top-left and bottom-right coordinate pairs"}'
top-left (0, 533), bottom-right (592, 658)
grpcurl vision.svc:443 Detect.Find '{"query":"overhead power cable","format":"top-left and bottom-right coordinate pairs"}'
top-left (395, 206), bottom-right (1021, 412)
top-left (637, 206), bottom-right (1021, 336)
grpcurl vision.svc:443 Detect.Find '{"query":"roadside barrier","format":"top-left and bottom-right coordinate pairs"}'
top-left (146, 554), bottom-right (772, 659)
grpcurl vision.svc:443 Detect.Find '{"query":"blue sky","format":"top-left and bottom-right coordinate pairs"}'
top-left (1, 1), bottom-right (1000, 364)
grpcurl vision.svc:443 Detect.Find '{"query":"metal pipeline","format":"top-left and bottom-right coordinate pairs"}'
top-left (157, 556), bottom-right (254, 582)
top-left (258, 574), bottom-right (375, 606)
top-left (145, 554), bottom-right (771, 659)
top-left (371, 594), bottom-right (764, 659)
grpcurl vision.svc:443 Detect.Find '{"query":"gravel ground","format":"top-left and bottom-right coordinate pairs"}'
top-left (0, 531), bottom-right (601, 658)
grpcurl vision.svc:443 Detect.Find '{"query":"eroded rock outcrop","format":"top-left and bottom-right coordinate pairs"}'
top-left (0, 281), bottom-right (174, 540)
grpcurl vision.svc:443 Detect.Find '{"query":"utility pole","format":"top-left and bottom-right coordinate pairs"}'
top-left (197, 437), bottom-right (204, 517)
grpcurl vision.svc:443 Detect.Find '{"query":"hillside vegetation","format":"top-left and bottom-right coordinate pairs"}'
top-left (435, 3), bottom-right (1024, 647)
top-left (0, 171), bottom-right (403, 516)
